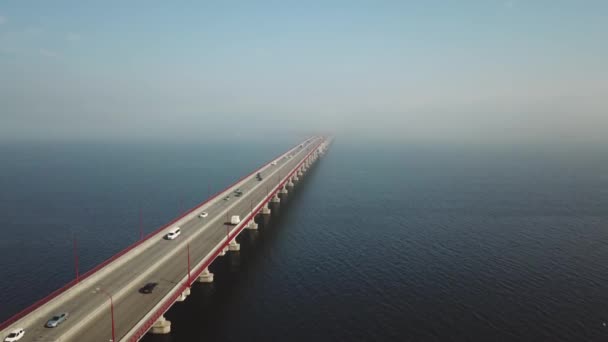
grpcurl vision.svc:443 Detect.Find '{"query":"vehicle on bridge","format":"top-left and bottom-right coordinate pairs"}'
top-left (139, 282), bottom-right (158, 294)
top-left (165, 227), bottom-right (181, 240)
top-left (3, 328), bottom-right (24, 342)
top-left (230, 215), bottom-right (241, 225)
top-left (199, 212), bottom-right (208, 218)
top-left (45, 313), bottom-right (68, 328)
top-left (256, 172), bottom-right (263, 181)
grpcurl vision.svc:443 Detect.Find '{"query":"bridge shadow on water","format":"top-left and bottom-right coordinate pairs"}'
top-left (142, 161), bottom-right (321, 342)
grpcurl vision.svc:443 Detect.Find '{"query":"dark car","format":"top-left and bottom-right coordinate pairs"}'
top-left (140, 282), bottom-right (158, 294)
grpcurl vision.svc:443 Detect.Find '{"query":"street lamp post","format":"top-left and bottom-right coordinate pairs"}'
top-left (225, 213), bottom-right (230, 240)
top-left (73, 235), bottom-right (79, 283)
top-left (187, 243), bottom-right (191, 284)
top-left (95, 287), bottom-right (115, 342)
top-left (139, 206), bottom-right (143, 241)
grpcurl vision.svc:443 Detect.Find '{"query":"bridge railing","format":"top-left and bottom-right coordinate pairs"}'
top-left (0, 137), bottom-right (316, 332)
top-left (126, 139), bottom-right (324, 342)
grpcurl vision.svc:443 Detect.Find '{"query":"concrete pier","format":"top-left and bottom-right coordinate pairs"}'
top-left (150, 316), bottom-right (171, 334)
top-left (261, 203), bottom-right (271, 214)
top-left (279, 187), bottom-right (288, 195)
top-left (271, 194), bottom-right (281, 203)
top-left (229, 239), bottom-right (240, 251)
top-left (287, 179), bottom-right (295, 187)
top-left (247, 220), bottom-right (258, 230)
top-left (176, 287), bottom-right (190, 302)
top-left (197, 268), bottom-right (214, 283)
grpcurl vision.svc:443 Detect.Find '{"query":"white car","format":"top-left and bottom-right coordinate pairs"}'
top-left (4, 329), bottom-right (24, 342)
top-left (230, 215), bottom-right (241, 225)
top-left (271, 161), bottom-right (277, 166)
top-left (165, 227), bottom-right (181, 240)
top-left (199, 212), bottom-right (208, 218)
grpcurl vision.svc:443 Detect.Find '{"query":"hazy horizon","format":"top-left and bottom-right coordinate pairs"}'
top-left (1, 1), bottom-right (606, 144)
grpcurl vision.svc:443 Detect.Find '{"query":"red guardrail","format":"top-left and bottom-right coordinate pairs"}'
top-left (0, 137), bottom-right (317, 331)
top-left (128, 139), bottom-right (324, 342)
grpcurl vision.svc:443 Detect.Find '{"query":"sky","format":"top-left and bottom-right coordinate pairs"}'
top-left (0, 0), bottom-right (606, 143)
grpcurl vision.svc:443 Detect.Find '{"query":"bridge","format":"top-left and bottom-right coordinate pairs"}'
top-left (0, 136), bottom-right (331, 342)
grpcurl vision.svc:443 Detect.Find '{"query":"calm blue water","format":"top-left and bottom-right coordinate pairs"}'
top-left (1, 140), bottom-right (608, 341)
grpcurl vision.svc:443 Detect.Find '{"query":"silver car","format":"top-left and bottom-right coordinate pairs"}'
top-left (45, 313), bottom-right (68, 328)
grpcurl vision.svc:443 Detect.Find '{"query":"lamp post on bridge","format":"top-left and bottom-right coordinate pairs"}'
top-left (73, 234), bottom-right (79, 284)
top-left (187, 242), bottom-right (191, 285)
top-left (225, 212), bottom-right (230, 240)
top-left (94, 287), bottom-right (115, 342)
top-left (139, 206), bottom-right (143, 241)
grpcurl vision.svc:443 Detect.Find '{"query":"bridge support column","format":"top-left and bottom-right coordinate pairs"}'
top-left (287, 179), bottom-right (295, 187)
top-left (261, 203), bottom-right (271, 215)
top-left (247, 220), bottom-right (258, 230)
top-left (293, 175), bottom-right (299, 182)
top-left (297, 170), bottom-right (303, 177)
top-left (198, 267), bottom-right (214, 283)
top-left (150, 315), bottom-right (171, 334)
top-left (229, 238), bottom-right (240, 251)
top-left (279, 187), bottom-right (288, 195)
top-left (176, 287), bottom-right (191, 302)
top-left (271, 194), bottom-right (280, 203)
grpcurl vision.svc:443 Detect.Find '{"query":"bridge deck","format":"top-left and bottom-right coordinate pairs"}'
top-left (1, 137), bottom-right (324, 342)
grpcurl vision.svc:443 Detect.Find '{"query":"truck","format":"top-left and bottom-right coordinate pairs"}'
top-left (230, 215), bottom-right (241, 225)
